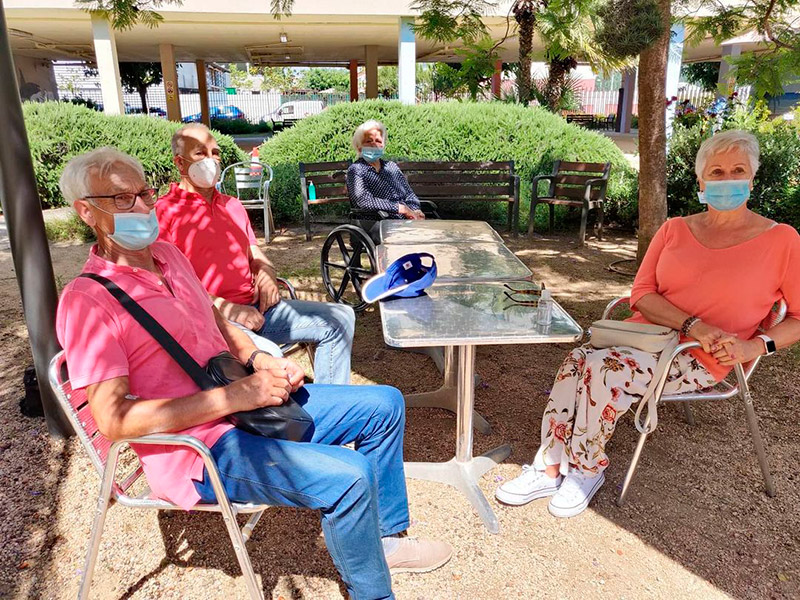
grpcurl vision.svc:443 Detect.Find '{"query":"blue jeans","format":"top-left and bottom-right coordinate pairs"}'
top-left (194, 384), bottom-right (409, 600)
top-left (255, 299), bottom-right (355, 385)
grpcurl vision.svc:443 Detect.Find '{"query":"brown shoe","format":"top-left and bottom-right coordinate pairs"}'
top-left (385, 538), bottom-right (452, 574)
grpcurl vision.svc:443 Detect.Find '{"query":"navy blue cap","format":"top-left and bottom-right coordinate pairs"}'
top-left (362, 252), bottom-right (438, 303)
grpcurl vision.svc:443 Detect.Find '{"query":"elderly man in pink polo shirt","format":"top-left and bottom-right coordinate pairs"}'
top-left (157, 123), bottom-right (355, 384)
top-left (56, 147), bottom-right (452, 600)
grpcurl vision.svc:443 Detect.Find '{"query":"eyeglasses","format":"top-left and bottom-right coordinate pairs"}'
top-left (502, 282), bottom-right (544, 309)
top-left (84, 188), bottom-right (158, 211)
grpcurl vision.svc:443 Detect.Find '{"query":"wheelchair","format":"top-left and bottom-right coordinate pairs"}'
top-left (320, 203), bottom-right (439, 313)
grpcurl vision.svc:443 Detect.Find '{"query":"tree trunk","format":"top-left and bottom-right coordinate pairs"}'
top-left (545, 55), bottom-right (577, 111)
top-left (138, 86), bottom-right (148, 114)
top-left (516, 14), bottom-right (534, 104)
top-left (636, 0), bottom-right (671, 263)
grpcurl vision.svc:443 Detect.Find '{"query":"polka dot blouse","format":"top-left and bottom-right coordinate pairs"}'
top-left (346, 158), bottom-right (421, 219)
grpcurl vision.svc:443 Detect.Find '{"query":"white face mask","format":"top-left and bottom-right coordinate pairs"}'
top-left (185, 157), bottom-right (220, 189)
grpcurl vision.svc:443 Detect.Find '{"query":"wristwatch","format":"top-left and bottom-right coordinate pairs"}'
top-left (756, 334), bottom-right (777, 356)
top-left (245, 350), bottom-right (270, 369)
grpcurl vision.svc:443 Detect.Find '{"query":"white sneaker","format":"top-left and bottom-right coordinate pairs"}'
top-left (495, 465), bottom-right (563, 506)
top-left (547, 470), bottom-right (605, 518)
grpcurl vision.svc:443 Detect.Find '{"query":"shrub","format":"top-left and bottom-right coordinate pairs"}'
top-left (258, 99), bottom-right (638, 229)
top-left (23, 101), bottom-right (246, 208)
top-left (209, 117), bottom-right (273, 135)
top-left (667, 103), bottom-right (800, 228)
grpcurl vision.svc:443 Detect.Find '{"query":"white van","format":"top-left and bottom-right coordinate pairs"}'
top-left (266, 100), bottom-right (325, 128)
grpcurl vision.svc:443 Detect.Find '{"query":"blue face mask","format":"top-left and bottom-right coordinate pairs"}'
top-left (361, 147), bottom-right (384, 162)
top-left (108, 210), bottom-right (159, 250)
top-left (698, 179), bottom-right (751, 211)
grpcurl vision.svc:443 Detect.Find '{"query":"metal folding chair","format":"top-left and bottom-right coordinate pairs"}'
top-left (48, 351), bottom-right (269, 600)
top-left (220, 161), bottom-right (274, 243)
top-left (602, 296), bottom-right (786, 506)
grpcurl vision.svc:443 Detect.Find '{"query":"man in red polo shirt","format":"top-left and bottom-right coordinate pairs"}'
top-left (157, 124), bottom-right (355, 384)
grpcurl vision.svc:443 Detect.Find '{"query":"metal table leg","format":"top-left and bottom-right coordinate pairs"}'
top-left (404, 346), bottom-right (491, 434)
top-left (405, 345), bottom-right (511, 534)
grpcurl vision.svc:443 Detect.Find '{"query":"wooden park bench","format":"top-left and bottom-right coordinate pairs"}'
top-left (528, 160), bottom-right (611, 246)
top-left (300, 160), bottom-right (520, 240)
top-left (565, 114), bottom-right (597, 129)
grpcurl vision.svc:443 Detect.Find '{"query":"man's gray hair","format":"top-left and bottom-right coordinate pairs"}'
top-left (352, 119), bottom-right (387, 155)
top-left (59, 147), bottom-right (145, 205)
top-left (171, 122), bottom-right (213, 156)
top-left (695, 129), bottom-right (760, 180)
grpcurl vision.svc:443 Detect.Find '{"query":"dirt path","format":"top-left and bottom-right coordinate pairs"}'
top-left (1, 227), bottom-right (797, 599)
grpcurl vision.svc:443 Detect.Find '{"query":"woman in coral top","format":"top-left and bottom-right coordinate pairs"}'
top-left (496, 130), bottom-right (800, 518)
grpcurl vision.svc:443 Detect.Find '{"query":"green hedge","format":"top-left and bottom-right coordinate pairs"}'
top-left (258, 100), bottom-right (638, 229)
top-left (667, 105), bottom-right (800, 228)
top-left (24, 102), bottom-right (246, 208)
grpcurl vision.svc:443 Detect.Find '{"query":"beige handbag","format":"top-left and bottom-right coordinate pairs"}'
top-left (589, 320), bottom-right (681, 434)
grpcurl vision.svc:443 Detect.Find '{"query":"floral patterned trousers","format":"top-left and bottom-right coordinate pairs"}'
top-left (533, 344), bottom-right (717, 476)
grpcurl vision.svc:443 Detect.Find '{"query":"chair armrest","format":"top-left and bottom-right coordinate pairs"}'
top-left (602, 296), bottom-right (631, 319)
top-left (276, 277), bottom-right (298, 300)
top-left (111, 433), bottom-right (216, 476)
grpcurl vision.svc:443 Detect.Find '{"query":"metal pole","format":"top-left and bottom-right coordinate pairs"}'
top-left (455, 345), bottom-right (475, 463)
top-left (0, 1), bottom-right (71, 437)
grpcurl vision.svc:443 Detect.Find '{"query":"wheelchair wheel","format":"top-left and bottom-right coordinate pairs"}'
top-left (321, 225), bottom-right (377, 312)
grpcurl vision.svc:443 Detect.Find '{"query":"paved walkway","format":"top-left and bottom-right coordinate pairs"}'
top-left (0, 206), bottom-right (74, 250)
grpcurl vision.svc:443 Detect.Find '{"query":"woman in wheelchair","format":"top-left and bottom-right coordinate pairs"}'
top-left (496, 130), bottom-right (800, 518)
top-left (346, 119), bottom-right (426, 221)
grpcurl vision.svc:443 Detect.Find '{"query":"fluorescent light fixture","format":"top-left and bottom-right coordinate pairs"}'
top-left (280, 32), bottom-right (288, 43)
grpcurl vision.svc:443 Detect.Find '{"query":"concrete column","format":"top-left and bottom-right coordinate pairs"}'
top-left (365, 45), bottom-right (378, 99)
top-left (491, 60), bottom-right (502, 99)
top-left (195, 59), bottom-right (210, 126)
top-left (349, 59), bottom-right (359, 101)
top-left (90, 15), bottom-right (124, 115)
top-left (717, 43), bottom-right (741, 98)
top-left (618, 67), bottom-right (637, 133)
top-left (397, 17), bottom-right (416, 104)
top-left (665, 22), bottom-right (685, 139)
top-left (159, 43), bottom-right (181, 122)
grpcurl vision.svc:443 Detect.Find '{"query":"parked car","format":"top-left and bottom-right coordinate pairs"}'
top-left (264, 100), bottom-right (325, 129)
top-left (182, 105), bottom-right (246, 123)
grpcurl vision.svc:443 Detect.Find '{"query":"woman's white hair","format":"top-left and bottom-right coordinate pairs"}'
top-left (695, 129), bottom-right (760, 180)
top-left (59, 147), bottom-right (146, 205)
top-left (352, 119), bottom-right (387, 155)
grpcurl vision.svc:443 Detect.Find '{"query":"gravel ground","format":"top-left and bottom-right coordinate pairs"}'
top-left (0, 227), bottom-right (798, 600)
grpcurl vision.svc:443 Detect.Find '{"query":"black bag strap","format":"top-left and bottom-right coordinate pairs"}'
top-left (79, 273), bottom-right (215, 391)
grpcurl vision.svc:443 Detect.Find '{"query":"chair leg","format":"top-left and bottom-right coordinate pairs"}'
top-left (241, 510), bottom-right (266, 543)
top-left (682, 401), bottom-right (696, 426)
top-left (596, 203), bottom-right (604, 240)
top-left (528, 201), bottom-right (537, 237)
top-left (617, 429), bottom-right (650, 506)
top-left (79, 449), bottom-right (122, 600)
top-left (578, 204), bottom-right (589, 246)
top-left (734, 364), bottom-right (776, 497)
top-left (263, 202), bottom-right (271, 244)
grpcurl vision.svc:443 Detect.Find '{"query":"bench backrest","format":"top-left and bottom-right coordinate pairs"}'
top-left (299, 159), bottom-right (517, 206)
top-left (549, 160), bottom-right (611, 201)
top-left (395, 160), bottom-right (517, 203)
top-left (299, 160), bottom-right (351, 206)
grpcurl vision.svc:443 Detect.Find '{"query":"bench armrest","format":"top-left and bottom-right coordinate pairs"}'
top-left (531, 174), bottom-right (555, 200)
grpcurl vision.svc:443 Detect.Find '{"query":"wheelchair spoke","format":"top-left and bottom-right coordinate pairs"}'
top-left (335, 235), bottom-right (352, 263)
top-left (336, 272), bottom-right (351, 300)
top-left (324, 261), bottom-right (349, 271)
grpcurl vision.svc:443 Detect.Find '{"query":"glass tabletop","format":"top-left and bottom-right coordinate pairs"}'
top-left (377, 243), bottom-right (532, 282)
top-left (379, 282), bottom-right (584, 347)
top-left (379, 220), bottom-right (504, 245)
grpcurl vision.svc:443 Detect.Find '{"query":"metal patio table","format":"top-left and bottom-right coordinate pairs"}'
top-left (379, 282), bottom-right (583, 533)
top-left (379, 219), bottom-right (504, 245)
top-left (377, 242), bottom-right (532, 283)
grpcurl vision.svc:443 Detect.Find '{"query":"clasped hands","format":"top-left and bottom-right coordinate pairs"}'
top-left (235, 354), bottom-right (305, 409)
top-left (398, 204), bottom-right (425, 220)
top-left (220, 264), bottom-right (281, 331)
top-left (687, 320), bottom-right (763, 366)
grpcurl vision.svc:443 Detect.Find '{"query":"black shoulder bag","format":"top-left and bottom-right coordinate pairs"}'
top-left (79, 273), bottom-right (314, 442)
